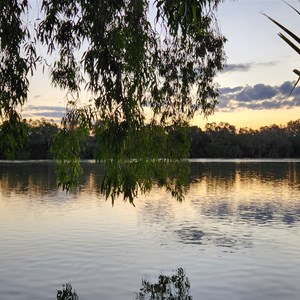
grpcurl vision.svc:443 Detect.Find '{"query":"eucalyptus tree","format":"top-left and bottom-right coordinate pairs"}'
top-left (1, 0), bottom-right (226, 189)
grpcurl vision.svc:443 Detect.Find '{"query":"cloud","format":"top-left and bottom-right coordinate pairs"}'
top-left (31, 111), bottom-right (66, 118)
top-left (235, 84), bottom-right (277, 101)
top-left (222, 61), bottom-right (278, 74)
top-left (256, 61), bottom-right (277, 67)
top-left (23, 105), bottom-right (66, 119)
top-left (292, 85), bottom-right (300, 96)
top-left (279, 81), bottom-right (294, 95)
top-left (217, 81), bottom-right (300, 112)
top-left (25, 105), bottom-right (66, 112)
top-left (222, 63), bottom-right (252, 73)
top-left (219, 86), bottom-right (243, 94)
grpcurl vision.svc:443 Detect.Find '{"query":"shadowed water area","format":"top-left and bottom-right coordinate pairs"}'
top-left (0, 160), bottom-right (300, 299)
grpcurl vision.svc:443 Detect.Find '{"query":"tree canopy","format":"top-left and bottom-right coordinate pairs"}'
top-left (0, 0), bottom-right (226, 187)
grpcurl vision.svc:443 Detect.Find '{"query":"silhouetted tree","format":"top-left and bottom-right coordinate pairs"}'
top-left (238, 127), bottom-right (257, 158)
top-left (1, 0), bottom-right (226, 188)
top-left (189, 126), bottom-right (210, 158)
top-left (204, 122), bottom-right (241, 157)
top-left (256, 125), bottom-right (292, 158)
top-left (26, 118), bottom-right (59, 159)
top-left (287, 120), bottom-right (300, 156)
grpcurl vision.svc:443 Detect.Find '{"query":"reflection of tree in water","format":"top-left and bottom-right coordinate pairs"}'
top-left (56, 268), bottom-right (192, 300)
top-left (1, 161), bottom-right (300, 225)
top-left (0, 161), bottom-right (190, 204)
top-left (190, 162), bottom-right (237, 193)
top-left (190, 161), bottom-right (300, 192)
top-left (0, 162), bottom-right (58, 196)
top-left (237, 162), bottom-right (300, 188)
top-left (287, 162), bottom-right (300, 190)
top-left (99, 160), bottom-right (190, 206)
top-left (188, 162), bottom-right (300, 227)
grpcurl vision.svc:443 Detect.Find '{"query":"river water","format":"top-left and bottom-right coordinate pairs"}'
top-left (0, 160), bottom-right (299, 300)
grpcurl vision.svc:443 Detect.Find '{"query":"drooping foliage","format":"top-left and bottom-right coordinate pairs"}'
top-left (0, 0), bottom-right (38, 157)
top-left (100, 159), bottom-right (190, 205)
top-left (0, 0), bottom-right (226, 188)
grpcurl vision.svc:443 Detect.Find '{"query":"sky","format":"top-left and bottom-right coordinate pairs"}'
top-left (22, 0), bottom-right (300, 129)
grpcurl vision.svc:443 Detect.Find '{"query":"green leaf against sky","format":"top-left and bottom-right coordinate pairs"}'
top-left (263, 1), bottom-right (300, 95)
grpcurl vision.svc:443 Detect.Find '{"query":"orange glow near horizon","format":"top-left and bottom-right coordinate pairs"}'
top-left (191, 107), bottom-right (300, 130)
top-left (20, 104), bottom-right (300, 131)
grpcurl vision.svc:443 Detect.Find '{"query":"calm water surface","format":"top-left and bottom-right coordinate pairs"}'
top-left (0, 160), bottom-right (300, 300)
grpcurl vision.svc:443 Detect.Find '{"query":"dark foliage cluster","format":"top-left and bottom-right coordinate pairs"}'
top-left (56, 268), bottom-right (192, 300)
top-left (0, 118), bottom-right (60, 160)
top-left (136, 268), bottom-right (192, 300)
top-left (1, 118), bottom-right (300, 160)
top-left (0, 0), bottom-right (225, 162)
top-left (57, 283), bottom-right (78, 300)
top-left (0, 0), bottom-right (227, 188)
top-left (190, 120), bottom-right (300, 158)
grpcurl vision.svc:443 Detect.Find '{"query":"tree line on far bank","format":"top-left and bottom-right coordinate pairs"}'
top-left (1, 118), bottom-right (300, 160)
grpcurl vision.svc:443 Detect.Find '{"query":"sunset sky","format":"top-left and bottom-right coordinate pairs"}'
top-left (23, 0), bottom-right (300, 130)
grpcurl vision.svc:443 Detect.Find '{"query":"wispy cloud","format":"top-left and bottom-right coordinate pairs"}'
top-left (218, 81), bottom-right (300, 111)
top-left (219, 86), bottom-right (243, 94)
top-left (222, 61), bottom-right (278, 74)
top-left (23, 105), bottom-right (66, 119)
top-left (223, 63), bottom-right (252, 73)
top-left (26, 105), bottom-right (66, 112)
top-left (31, 111), bottom-right (66, 118)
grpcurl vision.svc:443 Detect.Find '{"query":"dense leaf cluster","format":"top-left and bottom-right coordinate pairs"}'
top-left (1, 118), bottom-right (300, 160)
top-left (1, 0), bottom-right (226, 187)
top-left (0, 0), bottom-right (225, 156)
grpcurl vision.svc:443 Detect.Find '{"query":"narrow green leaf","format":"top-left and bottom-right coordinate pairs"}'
top-left (278, 33), bottom-right (300, 55)
top-left (288, 76), bottom-right (300, 97)
top-left (293, 69), bottom-right (300, 76)
top-left (262, 13), bottom-right (300, 45)
top-left (283, 0), bottom-right (300, 16)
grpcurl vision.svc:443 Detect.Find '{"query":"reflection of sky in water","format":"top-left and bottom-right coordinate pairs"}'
top-left (0, 161), bottom-right (300, 300)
